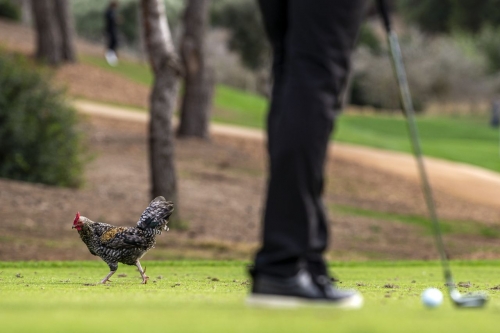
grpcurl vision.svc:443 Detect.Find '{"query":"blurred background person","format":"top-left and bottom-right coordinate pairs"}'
top-left (104, 0), bottom-right (119, 66)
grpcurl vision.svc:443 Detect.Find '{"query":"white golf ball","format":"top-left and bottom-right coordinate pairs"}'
top-left (421, 288), bottom-right (443, 308)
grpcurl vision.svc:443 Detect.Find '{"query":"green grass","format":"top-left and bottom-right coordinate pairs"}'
top-left (332, 204), bottom-right (500, 238)
top-left (211, 85), bottom-right (267, 128)
top-left (1, 260), bottom-right (499, 333)
top-left (335, 114), bottom-right (500, 172)
top-left (79, 55), bottom-right (267, 127)
top-left (80, 54), bottom-right (154, 86)
top-left (80, 54), bottom-right (500, 173)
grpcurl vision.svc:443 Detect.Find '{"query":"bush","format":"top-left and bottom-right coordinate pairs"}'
top-left (350, 30), bottom-right (492, 111)
top-left (0, 0), bottom-right (20, 21)
top-left (398, 0), bottom-right (500, 34)
top-left (74, 8), bottom-right (104, 43)
top-left (476, 25), bottom-right (500, 73)
top-left (356, 23), bottom-right (382, 55)
top-left (119, 1), bottom-right (139, 46)
top-left (398, 0), bottom-right (452, 34)
top-left (0, 52), bottom-right (85, 187)
top-left (211, 0), bottom-right (268, 71)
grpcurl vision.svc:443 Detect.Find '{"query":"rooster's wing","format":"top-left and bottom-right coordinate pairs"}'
top-left (100, 227), bottom-right (149, 249)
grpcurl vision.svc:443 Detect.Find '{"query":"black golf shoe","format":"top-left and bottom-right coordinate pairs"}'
top-left (247, 269), bottom-right (363, 309)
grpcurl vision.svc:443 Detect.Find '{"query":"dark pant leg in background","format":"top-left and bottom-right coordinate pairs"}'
top-left (254, 0), bottom-right (367, 278)
top-left (107, 33), bottom-right (117, 52)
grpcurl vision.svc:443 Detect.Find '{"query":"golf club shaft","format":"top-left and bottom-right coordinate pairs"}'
top-left (376, 0), bottom-right (454, 288)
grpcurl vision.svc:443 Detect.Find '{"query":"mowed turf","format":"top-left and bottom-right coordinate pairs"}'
top-left (1, 261), bottom-right (499, 333)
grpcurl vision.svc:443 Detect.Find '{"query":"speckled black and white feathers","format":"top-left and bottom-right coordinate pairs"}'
top-left (76, 197), bottom-right (174, 267)
top-left (136, 196), bottom-right (174, 231)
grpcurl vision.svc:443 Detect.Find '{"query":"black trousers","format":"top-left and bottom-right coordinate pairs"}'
top-left (107, 30), bottom-right (118, 52)
top-left (254, 0), bottom-right (367, 278)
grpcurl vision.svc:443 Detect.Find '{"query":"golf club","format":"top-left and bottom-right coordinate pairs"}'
top-left (376, 0), bottom-right (488, 308)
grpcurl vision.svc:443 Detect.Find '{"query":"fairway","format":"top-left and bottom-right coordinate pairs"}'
top-left (1, 261), bottom-right (499, 333)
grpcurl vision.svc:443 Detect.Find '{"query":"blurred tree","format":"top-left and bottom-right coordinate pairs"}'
top-left (177, 0), bottom-right (214, 139)
top-left (32, 0), bottom-right (61, 65)
top-left (32, 0), bottom-right (75, 65)
top-left (140, 0), bottom-right (182, 227)
top-left (54, 0), bottom-right (75, 62)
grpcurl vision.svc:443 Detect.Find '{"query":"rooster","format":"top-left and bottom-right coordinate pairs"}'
top-left (72, 196), bottom-right (174, 284)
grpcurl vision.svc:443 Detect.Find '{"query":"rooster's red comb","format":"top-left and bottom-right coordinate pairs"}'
top-left (73, 212), bottom-right (80, 225)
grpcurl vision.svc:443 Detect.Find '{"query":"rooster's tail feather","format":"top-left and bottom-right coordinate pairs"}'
top-left (136, 196), bottom-right (174, 230)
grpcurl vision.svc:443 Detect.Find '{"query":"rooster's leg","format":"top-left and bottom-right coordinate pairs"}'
top-left (100, 263), bottom-right (118, 284)
top-left (136, 261), bottom-right (149, 284)
top-left (100, 270), bottom-right (116, 284)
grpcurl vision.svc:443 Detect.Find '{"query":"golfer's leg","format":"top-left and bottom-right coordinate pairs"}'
top-left (291, 0), bottom-right (367, 276)
top-left (254, 0), bottom-right (294, 278)
top-left (257, 0), bottom-right (288, 156)
top-left (254, 0), bottom-right (367, 278)
top-left (289, 0), bottom-right (366, 275)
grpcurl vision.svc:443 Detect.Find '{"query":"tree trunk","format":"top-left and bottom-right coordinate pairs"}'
top-left (141, 0), bottom-right (183, 227)
top-left (32, 0), bottom-right (61, 65)
top-left (149, 72), bottom-right (180, 226)
top-left (53, 0), bottom-right (76, 62)
top-left (177, 0), bottom-right (214, 139)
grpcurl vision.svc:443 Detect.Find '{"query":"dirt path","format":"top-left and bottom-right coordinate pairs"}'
top-left (75, 100), bottom-right (500, 210)
top-left (332, 145), bottom-right (500, 210)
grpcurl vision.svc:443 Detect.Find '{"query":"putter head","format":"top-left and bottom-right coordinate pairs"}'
top-left (450, 289), bottom-right (488, 308)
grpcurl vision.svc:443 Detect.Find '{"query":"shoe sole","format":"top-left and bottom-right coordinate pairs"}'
top-left (246, 293), bottom-right (363, 309)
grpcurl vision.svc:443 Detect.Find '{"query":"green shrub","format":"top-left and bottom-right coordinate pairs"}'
top-left (0, 0), bottom-right (20, 21)
top-left (119, 1), bottom-right (139, 45)
top-left (350, 31), bottom-right (491, 112)
top-left (356, 24), bottom-right (382, 55)
top-left (476, 25), bottom-right (500, 73)
top-left (398, 0), bottom-right (452, 34)
top-left (398, 0), bottom-right (500, 34)
top-left (74, 8), bottom-right (104, 42)
top-left (0, 52), bottom-right (85, 187)
top-left (211, 0), bottom-right (268, 71)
